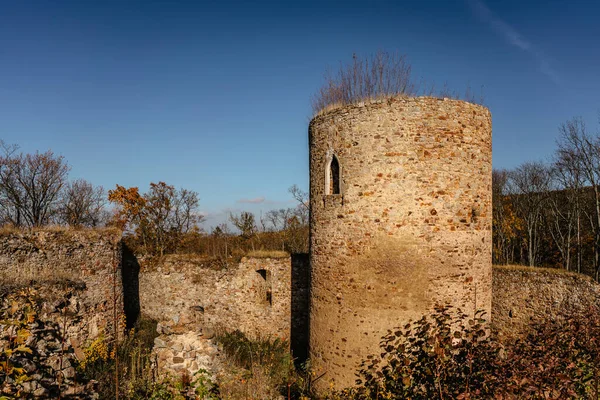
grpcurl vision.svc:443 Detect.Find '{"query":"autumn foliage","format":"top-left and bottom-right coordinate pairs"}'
top-left (334, 305), bottom-right (600, 399)
top-left (108, 182), bottom-right (200, 256)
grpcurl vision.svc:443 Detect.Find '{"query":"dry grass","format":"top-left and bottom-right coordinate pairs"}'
top-left (217, 365), bottom-right (282, 400)
top-left (493, 264), bottom-right (591, 279)
top-left (0, 224), bottom-right (121, 241)
top-left (214, 330), bottom-right (296, 400)
top-left (311, 95), bottom-right (401, 118)
top-left (245, 250), bottom-right (290, 259)
top-left (311, 94), bottom-right (486, 120)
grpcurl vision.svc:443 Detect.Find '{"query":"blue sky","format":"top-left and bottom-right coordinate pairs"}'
top-left (1, 0), bottom-right (598, 229)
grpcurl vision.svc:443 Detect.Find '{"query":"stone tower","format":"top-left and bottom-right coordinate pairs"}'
top-left (308, 97), bottom-right (492, 391)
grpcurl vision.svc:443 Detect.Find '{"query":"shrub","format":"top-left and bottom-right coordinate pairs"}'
top-left (335, 305), bottom-right (500, 399)
top-left (311, 51), bottom-right (485, 115)
top-left (333, 304), bottom-right (600, 399)
top-left (311, 51), bottom-right (416, 115)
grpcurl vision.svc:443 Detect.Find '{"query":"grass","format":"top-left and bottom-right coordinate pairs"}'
top-left (0, 224), bottom-right (121, 238)
top-left (246, 250), bottom-right (290, 259)
top-left (215, 330), bottom-right (313, 399)
top-left (311, 94), bottom-right (487, 119)
top-left (494, 264), bottom-right (592, 279)
top-left (79, 315), bottom-right (163, 399)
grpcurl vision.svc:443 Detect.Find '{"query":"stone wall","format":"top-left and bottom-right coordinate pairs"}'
top-left (0, 229), bottom-right (125, 345)
top-left (140, 255), bottom-right (292, 340)
top-left (492, 265), bottom-right (600, 339)
top-left (0, 283), bottom-right (100, 398)
top-left (139, 254), bottom-right (295, 377)
top-left (308, 97), bottom-right (493, 390)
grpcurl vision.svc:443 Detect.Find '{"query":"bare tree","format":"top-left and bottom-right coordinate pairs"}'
top-left (555, 117), bottom-right (600, 278)
top-left (289, 184), bottom-right (309, 225)
top-left (0, 150), bottom-right (70, 227)
top-left (59, 179), bottom-right (107, 227)
top-left (312, 51), bottom-right (416, 114)
top-left (229, 211), bottom-right (256, 240)
top-left (508, 162), bottom-right (551, 267)
top-left (0, 141), bottom-right (22, 226)
top-left (548, 154), bottom-right (586, 272)
top-left (492, 169), bottom-right (512, 264)
top-left (211, 223), bottom-right (230, 258)
top-left (171, 188), bottom-right (203, 234)
top-left (142, 182), bottom-right (201, 255)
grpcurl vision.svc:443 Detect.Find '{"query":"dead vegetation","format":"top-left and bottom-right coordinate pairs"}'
top-left (494, 264), bottom-right (592, 279)
top-left (245, 250), bottom-right (290, 259)
top-left (311, 50), bottom-right (485, 116)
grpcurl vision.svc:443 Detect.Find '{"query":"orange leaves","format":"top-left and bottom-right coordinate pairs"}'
top-left (108, 185), bottom-right (146, 231)
top-left (108, 182), bottom-right (199, 255)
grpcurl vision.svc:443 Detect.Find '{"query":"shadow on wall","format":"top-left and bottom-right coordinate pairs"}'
top-left (122, 244), bottom-right (141, 330)
top-left (291, 253), bottom-right (310, 367)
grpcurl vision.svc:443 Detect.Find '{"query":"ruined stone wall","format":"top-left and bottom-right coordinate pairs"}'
top-left (139, 255), bottom-right (294, 377)
top-left (0, 229), bottom-right (125, 346)
top-left (0, 283), bottom-right (101, 398)
top-left (140, 255), bottom-right (292, 340)
top-left (308, 97), bottom-right (493, 390)
top-left (492, 266), bottom-right (600, 339)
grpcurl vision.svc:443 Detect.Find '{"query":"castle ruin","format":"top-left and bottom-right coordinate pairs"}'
top-left (7, 96), bottom-right (600, 397)
top-left (308, 97), bottom-right (493, 389)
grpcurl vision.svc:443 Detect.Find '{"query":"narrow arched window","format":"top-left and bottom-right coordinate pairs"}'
top-left (326, 155), bottom-right (341, 195)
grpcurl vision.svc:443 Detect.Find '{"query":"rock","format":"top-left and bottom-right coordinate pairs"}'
top-left (47, 354), bottom-right (61, 370)
top-left (157, 323), bottom-right (172, 335)
top-left (203, 327), bottom-right (215, 339)
top-left (13, 357), bottom-right (37, 374)
top-left (33, 387), bottom-right (48, 397)
top-left (154, 337), bottom-right (166, 348)
top-left (69, 337), bottom-right (85, 361)
top-left (22, 380), bottom-right (39, 393)
top-left (172, 342), bottom-right (183, 352)
top-left (62, 366), bottom-right (76, 379)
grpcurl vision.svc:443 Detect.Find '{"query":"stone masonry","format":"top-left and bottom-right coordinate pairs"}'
top-left (0, 228), bottom-right (126, 345)
top-left (492, 265), bottom-right (600, 339)
top-left (140, 255), bottom-right (292, 341)
top-left (139, 254), bottom-right (305, 378)
top-left (308, 96), bottom-right (493, 390)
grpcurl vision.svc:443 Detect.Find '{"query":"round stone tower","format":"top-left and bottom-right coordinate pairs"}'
top-left (308, 96), bottom-right (492, 391)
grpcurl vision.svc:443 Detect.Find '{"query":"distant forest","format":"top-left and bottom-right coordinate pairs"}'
top-left (493, 116), bottom-right (600, 280)
top-left (4, 113), bottom-right (600, 278)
